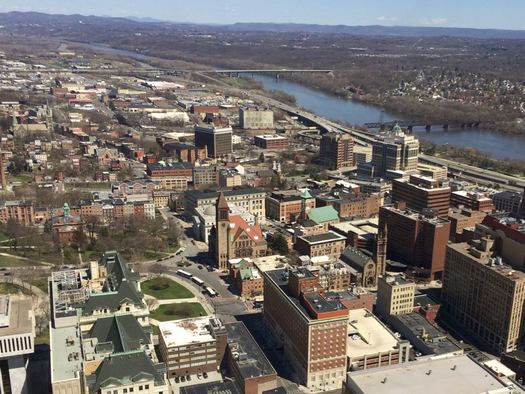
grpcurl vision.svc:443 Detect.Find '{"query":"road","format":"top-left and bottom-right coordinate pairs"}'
top-left (153, 209), bottom-right (249, 322)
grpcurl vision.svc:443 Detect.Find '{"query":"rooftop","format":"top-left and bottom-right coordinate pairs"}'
top-left (0, 296), bottom-right (33, 336)
top-left (347, 309), bottom-right (400, 359)
top-left (159, 316), bottom-right (223, 348)
top-left (180, 381), bottom-right (242, 394)
top-left (298, 231), bottom-right (346, 245)
top-left (389, 312), bottom-right (461, 355)
top-left (50, 325), bottom-right (83, 383)
top-left (254, 134), bottom-right (287, 141)
top-left (448, 241), bottom-right (525, 281)
top-left (307, 206), bottom-right (339, 224)
top-left (346, 354), bottom-right (520, 394)
top-left (224, 321), bottom-right (276, 379)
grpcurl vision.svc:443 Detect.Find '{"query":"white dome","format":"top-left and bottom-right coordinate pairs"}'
top-left (204, 205), bottom-right (216, 216)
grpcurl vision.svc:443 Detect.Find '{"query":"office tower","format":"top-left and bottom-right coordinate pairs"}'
top-left (371, 124), bottom-right (419, 175)
top-left (194, 124), bottom-right (233, 158)
top-left (392, 174), bottom-right (451, 217)
top-left (319, 132), bottom-right (354, 170)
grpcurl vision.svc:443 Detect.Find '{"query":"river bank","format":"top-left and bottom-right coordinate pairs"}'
top-left (249, 74), bottom-right (525, 161)
top-left (277, 73), bottom-right (524, 136)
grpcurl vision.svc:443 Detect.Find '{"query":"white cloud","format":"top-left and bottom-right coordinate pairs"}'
top-left (377, 16), bottom-right (398, 22)
top-left (420, 17), bottom-right (448, 26)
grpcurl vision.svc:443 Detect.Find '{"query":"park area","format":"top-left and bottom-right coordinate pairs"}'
top-left (141, 277), bottom-right (193, 300)
top-left (149, 303), bottom-right (207, 322)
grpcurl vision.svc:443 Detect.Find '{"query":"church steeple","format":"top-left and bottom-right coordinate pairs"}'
top-left (216, 192), bottom-right (229, 221)
top-left (374, 223), bottom-right (388, 279)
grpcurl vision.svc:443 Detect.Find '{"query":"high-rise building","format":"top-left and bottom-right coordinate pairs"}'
top-left (319, 132), bottom-right (354, 170)
top-left (194, 124), bottom-right (233, 158)
top-left (379, 204), bottom-right (450, 280)
top-left (264, 267), bottom-right (349, 391)
top-left (391, 174), bottom-right (451, 217)
top-left (376, 274), bottom-right (416, 317)
top-left (442, 238), bottom-right (525, 354)
top-left (371, 124), bottom-right (419, 175)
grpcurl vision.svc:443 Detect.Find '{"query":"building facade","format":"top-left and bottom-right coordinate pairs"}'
top-left (264, 268), bottom-right (349, 391)
top-left (442, 238), bottom-right (525, 354)
top-left (319, 132), bottom-right (354, 170)
top-left (194, 124), bottom-right (232, 158)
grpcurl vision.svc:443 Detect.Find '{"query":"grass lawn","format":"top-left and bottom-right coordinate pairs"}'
top-left (0, 283), bottom-right (31, 295)
top-left (150, 303), bottom-right (207, 322)
top-left (0, 254), bottom-right (40, 267)
top-left (35, 326), bottom-right (49, 346)
top-left (142, 277), bottom-right (193, 300)
top-left (28, 278), bottom-right (49, 293)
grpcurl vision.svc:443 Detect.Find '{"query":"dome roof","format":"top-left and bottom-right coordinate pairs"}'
top-left (204, 205), bottom-right (216, 216)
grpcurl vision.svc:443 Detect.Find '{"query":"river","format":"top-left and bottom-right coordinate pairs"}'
top-left (251, 74), bottom-right (525, 161)
top-left (82, 42), bottom-right (525, 160)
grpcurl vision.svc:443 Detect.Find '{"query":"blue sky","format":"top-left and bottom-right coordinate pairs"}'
top-left (1, 0), bottom-right (524, 30)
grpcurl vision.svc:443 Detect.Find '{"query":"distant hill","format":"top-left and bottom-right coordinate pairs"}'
top-left (225, 23), bottom-right (525, 39)
top-left (0, 12), bottom-right (524, 40)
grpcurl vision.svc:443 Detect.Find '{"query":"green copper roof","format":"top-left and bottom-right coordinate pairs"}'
top-left (307, 206), bottom-right (339, 224)
top-left (300, 189), bottom-right (313, 199)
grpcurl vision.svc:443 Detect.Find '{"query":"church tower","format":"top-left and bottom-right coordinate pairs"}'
top-left (214, 192), bottom-right (230, 270)
top-left (374, 224), bottom-right (388, 280)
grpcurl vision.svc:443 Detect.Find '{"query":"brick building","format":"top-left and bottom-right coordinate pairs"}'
top-left (266, 190), bottom-right (315, 223)
top-left (319, 132), bottom-right (354, 170)
top-left (210, 193), bottom-right (267, 270)
top-left (0, 200), bottom-right (35, 225)
top-left (391, 174), bottom-right (451, 218)
top-left (253, 135), bottom-right (288, 150)
top-left (264, 268), bottom-right (349, 391)
top-left (379, 204), bottom-right (450, 280)
top-left (450, 190), bottom-right (494, 213)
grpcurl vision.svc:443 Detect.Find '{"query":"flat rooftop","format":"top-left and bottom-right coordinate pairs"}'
top-left (0, 296), bottom-right (33, 336)
top-left (266, 268), bottom-right (348, 320)
top-left (224, 322), bottom-right (276, 379)
top-left (254, 135), bottom-right (287, 140)
top-left (448, 242), bottom-right (525, 281)
top-left (330, 218), bottom-right (379, 237)
top-left (298, 231), bottom-right (346, 245)
top-left (347, 309), bottom-right (399, 359)
top-left (50, 325), bottom-right (82, 383)
top-left (346, 354), bottom-right (521, 394)
top-left (159, 316), bottom-right (222, 348)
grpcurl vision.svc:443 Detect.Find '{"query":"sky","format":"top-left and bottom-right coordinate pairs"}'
top-left (0, 0), bottom-right (524, 30)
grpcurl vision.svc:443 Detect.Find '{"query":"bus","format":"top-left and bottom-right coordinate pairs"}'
top-left (192, 276), bottom-right (205, 287)
top-left (177, 270), bottom-right (192, 279)
top-left (204, 286), bottom-right (218, 297)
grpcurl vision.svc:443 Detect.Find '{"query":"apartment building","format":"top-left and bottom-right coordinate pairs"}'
top-left (319, 132), bottom-right (354, 170)
top-left (0, 200), bottom-right (34, 225)
top-left (239, 108), bottom-right (274, 130)
top-left (264, 268), bottom-right (349, 391)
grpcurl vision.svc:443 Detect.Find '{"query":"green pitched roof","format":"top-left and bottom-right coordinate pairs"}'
top-left (300, 190), bottom-right (313, 199)
top-left (88, 314), bottom-right (150, 354)
top-left (307, 206), bottom-right (339, 224)
top-left (90, 351), bottom-right (166, 392)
